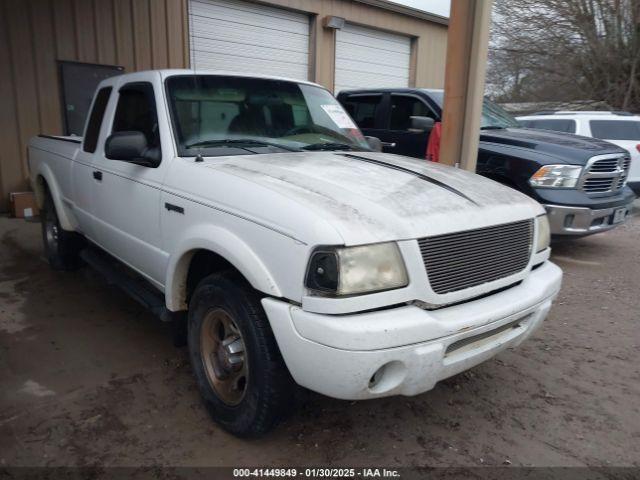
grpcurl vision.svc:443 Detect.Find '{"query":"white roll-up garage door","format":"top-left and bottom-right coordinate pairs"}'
top-left (335, 23), bottom-right (411, 92)
top-left (188, 0), bottom-right (310, 80)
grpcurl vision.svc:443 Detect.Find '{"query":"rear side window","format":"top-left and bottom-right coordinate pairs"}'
top-left (389, 95), bottom-right (433, 130)
top-left (83, 87), bottom-right (112, 153)
top-left (520, 119), bottom-right (576, 134)
top-left (341, 95), bottom-right (381, 129)
top-left (590, 120), bottom-right (640, 140)
top-left (113, 83), bottom-right (160, 149)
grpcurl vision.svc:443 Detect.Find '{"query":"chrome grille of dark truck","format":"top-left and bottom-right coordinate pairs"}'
top-left (581, 155), bottom-right (630, 193)
top-left (418, 220), bottom-right (534, 295)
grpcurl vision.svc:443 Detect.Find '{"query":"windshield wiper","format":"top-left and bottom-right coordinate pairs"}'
top-left (302, 142), bottom-right (357, 151)
top-left (480, 126), bottom-right (507, 130)
top-left (185, 138), bottom-right (300, 152)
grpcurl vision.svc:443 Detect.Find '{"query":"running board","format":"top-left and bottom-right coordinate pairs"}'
top-left (80, 247), bottom-right (173, 323)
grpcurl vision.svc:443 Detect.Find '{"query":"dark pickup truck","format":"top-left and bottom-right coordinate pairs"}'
top-left (338, 88), bottom-right (636, 237)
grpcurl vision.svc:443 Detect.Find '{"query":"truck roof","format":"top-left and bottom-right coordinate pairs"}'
top-left (102, 69), bottom-right (325, 89)
top-left (523, 110), bottom-right (638, 117)
top-left (337, 87), bottom-right (444, 95)
top-left (518, 112), bottom-right (640, 120)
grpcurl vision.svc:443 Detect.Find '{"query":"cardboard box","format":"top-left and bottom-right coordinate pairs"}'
top-left (9, 191), bottom-right (39, 218)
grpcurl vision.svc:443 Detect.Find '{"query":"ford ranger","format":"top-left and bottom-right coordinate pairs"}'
top-left (28, 70), bottom-right (562, 437)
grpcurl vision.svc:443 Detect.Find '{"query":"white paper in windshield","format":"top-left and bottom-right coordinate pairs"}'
top-left (321, 104), bottom-right (357, 129)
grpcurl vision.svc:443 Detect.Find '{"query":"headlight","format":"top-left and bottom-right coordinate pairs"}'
top-left (529, 165), bottom-right (582, 188)
top-left (535, 214), bottom-right (551, 252)
top-left (305, 242), bottom-right (408, 296)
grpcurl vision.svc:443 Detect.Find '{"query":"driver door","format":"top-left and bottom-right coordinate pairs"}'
top-left (377, 94), bottom-right (436, 159)
top-left (91, 78), bottom-right (169, 287)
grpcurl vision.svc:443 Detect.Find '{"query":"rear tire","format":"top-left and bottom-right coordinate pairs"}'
top-left (41, 191), bottom-right (84, 270)
top-left (187, 272), bottom-right (294, 437)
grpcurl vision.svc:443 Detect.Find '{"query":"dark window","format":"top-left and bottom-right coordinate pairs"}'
top-left (389, 95), bottom-right (433, 130)
top-left (341, 95), bottom-right (381, 129)
top-left (59, 61), bottom-right (123, 136)
top-left (590, 120), bottom-right (640, 140)
top-left (519, 119), bottom-right (577, 134)
top-left (83, 87), bottom-right (112, 153)
top-left (112, 83), bottom-right (160, 149)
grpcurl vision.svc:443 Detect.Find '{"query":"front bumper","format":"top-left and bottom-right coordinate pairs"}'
top-left (544, 201), bottom-right (634, 236)
top-left (263, 261), bottom-right (562, 400)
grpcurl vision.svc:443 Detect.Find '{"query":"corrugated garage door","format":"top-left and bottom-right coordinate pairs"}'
top-left (188, 0), bottom-right (310, 80)
top-left (335, 23), bottom-right (411, 92)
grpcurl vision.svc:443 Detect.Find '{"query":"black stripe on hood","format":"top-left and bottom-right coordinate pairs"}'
top-left (341, 153), bottom-right (479, 206)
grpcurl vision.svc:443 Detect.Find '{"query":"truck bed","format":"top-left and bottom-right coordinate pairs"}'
top-left (29, 135), bottom-right (83, 162)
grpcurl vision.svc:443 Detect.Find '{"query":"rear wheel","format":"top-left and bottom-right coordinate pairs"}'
top-left (41, 191), bottom-right (83, 270)
top-left (187, 273), bottom-right (294, 437)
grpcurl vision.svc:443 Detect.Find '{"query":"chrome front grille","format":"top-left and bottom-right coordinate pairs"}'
top-left (581, 155), bottom-right (630, 194)
top-left (418, 220), bottom-right (534, 295)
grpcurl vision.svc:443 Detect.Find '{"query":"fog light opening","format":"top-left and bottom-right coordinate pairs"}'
top-left (367, 361), bottom-right (407, 394)
top-left (564, 214), bottom-right (575, 228)
top-left (369, 369), bottom-right (383, 388)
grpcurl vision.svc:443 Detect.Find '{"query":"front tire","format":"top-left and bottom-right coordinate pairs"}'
top-left (41, 191), bottom-right (83, 270)
top-left (187, 273), bottom-right (294, 437)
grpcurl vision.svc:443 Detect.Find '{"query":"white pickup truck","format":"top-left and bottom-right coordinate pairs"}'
top-left (28, 70), bottom-right (562, 437)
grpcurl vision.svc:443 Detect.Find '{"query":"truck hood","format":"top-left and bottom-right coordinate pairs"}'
top-left (481, 127), bottom-right (627, 164)
top-left (201, 151), bottom-right (543, 245)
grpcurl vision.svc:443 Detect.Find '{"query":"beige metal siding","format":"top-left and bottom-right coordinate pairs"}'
top-left (0, 0), bottom-right (190, 211)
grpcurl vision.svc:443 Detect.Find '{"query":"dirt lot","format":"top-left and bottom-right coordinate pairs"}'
top-left (1, 204), bottom-right (639, 469)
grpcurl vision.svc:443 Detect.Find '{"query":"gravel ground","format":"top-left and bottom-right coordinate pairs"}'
top-left (1, 204), bottom-right (639, 470)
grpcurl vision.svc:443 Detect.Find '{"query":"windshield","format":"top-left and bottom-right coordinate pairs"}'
top-left (166, 75), bottom-right (370, 156)
top-left (423, 90), bottom-right (519, 129)
top-left (481, 98), bottom-right (520, 129)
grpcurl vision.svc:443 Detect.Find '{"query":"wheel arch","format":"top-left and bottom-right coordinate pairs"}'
top-left (33, 166), bottom-right (77, 231)
top-left (165, 228), bottom-right (283, 311)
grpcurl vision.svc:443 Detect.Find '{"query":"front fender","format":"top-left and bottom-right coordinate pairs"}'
top-left (165, 224), bottom-right (283, 311)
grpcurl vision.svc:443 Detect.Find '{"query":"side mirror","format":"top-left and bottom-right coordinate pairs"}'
top-left (365, 136), bottom-right (383, 152)
top-left (410, 116), bottom-right (435, 133)
top-left (105, 131), bottom-right (160, 167)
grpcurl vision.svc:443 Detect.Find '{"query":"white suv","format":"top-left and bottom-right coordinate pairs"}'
top-left (517, 111), bottom-right (640, 195)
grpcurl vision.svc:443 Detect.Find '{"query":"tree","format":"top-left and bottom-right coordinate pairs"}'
top-left (487, 0), bottom-right (640, 112)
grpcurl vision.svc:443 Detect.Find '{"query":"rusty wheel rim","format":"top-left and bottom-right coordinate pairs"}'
top-left (200, 308), bottom-right (247, 406)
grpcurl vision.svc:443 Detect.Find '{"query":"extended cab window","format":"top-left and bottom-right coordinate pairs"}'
top-left (112, 83), bottom-right (160, 150)
top-left (520, 119), bottom-right (576, 134)
top-left (83, 87), bottom-right (112, 153)
top-left (341, 95), bottom-right (381, 129)
top-left (389, 95), bottom-right (433, 131)
top-left (590, 120), bottom-right (640, 140)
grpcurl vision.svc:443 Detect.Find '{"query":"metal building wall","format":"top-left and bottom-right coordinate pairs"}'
top-left (268, 0), bottom-right (449, 92)
top-left (0, 0), bottom-right (190, 211)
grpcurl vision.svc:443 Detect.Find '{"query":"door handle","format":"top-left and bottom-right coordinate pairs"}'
top-left (165, 203), bottom-right (184, 214)
top-left (93, 171), bottom-right (102, 181)
top-left (381, 142), bottom-right (396, 148)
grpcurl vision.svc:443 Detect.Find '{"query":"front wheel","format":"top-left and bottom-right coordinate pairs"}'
top-left (187, 273), bottom-right (294, 437)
